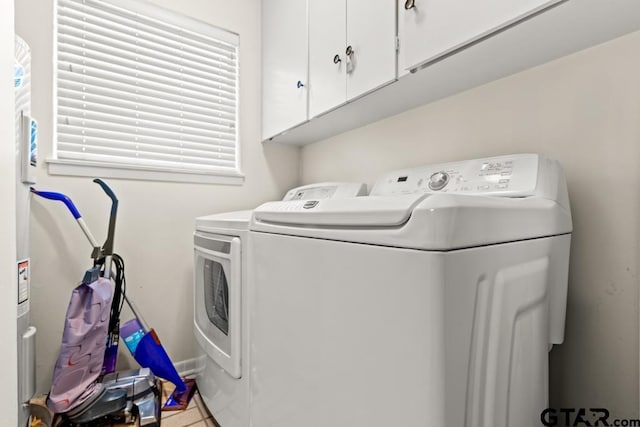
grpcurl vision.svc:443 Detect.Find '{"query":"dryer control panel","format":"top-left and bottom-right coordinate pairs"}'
top-left (370, 154), bottom-right (539, 197)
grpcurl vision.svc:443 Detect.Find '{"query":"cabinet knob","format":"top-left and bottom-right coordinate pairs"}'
top-left (404, 0), bottom-right (416, 10)
top-left (345, 45), bottom-right (354, 57)
top-left (296, 80), bottom-right (304, 88)
top-left (333, 54), bottom-right (342, 64)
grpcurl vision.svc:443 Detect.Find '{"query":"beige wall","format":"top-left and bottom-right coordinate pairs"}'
top-left (16, 0), bottom-right (300, 393)
top-left (302, 32), bottom-right (640, 417)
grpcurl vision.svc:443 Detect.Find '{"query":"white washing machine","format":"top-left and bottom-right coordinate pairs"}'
top-left (249, 154), bottom-right (572, 427)
top-left (193, 182), bottom-right (366, 427)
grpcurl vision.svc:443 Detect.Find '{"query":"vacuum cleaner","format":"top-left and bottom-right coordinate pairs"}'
top-left (31, 179), bottom-right (196, 426)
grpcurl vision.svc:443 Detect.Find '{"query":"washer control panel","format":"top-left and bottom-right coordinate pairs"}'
top-left (370, 154), bottom-right (539, 197)
top-left (428, 171), bottom-right (450, 191)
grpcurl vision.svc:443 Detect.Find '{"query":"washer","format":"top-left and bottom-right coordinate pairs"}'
top-left (193, 182), bottom-right (366, 427)
top-left (249, 154), bottom-right (572, 427)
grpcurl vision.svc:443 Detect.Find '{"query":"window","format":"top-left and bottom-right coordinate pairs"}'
top-left (52, 0), bottom-right (241, 184)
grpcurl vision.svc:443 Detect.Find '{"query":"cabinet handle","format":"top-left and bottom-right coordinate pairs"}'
top-left (333, 54), bottom-right (342, 64)
top-left (345, 45), bottom-right (354, 57)
top-left (296, 80), bottom-right (304, 88)
top-left (404, 0), bottom-right (416, 10)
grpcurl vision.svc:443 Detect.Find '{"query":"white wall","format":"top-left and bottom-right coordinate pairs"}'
top-left (1, 1), bottom-right (19, 424)
top-left (301, 32), bottom-right (640, 417)
top-left (16, 0), bottom-right (300, 393)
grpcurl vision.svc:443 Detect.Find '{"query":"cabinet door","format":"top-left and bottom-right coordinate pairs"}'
top-left (346, 0), bottom-right (397, 101)
top-left (399, 0), bottom-right (563, 72)
top-left (308, 0), bottom-right (347, 118)
top-left (262, 0), bottom-right (309, 140)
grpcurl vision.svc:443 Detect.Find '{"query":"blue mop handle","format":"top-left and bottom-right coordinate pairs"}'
top-left (30, 188), bottom-right (81, 219)
top-left (30, 187), bottom-right (100, 250)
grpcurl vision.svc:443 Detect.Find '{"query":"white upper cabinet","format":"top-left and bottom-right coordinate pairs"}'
top-left (399, 0), bottom-right (563, 72)
top-left (309, 0), bottom-right (397, 118)
top-left (262, 0), bottom-right (309, 140)
top-left (308, 0), bottom-right (347, 118)
top-left (263, 0), bottom-right (640, 144)
top-left (346, 0), bottom-right (398, 101)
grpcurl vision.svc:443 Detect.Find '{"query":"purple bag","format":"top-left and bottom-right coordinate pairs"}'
top-left (47, 277), bottom-right (113, 413)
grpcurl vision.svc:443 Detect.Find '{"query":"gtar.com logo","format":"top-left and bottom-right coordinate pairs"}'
top-left (541, 408), bottom-right (640, 427)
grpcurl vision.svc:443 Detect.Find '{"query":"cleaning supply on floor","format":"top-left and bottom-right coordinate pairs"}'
top-left (120, 298), bottom-right (197, 411)
top-left (47, 277), bottom-right (113, 414)
top-left (31, 181), bottom-right (163, 425)
top-left (133, 329), bottom-right (197, 410)
top-left (121, 318), bottom-right (145, 354)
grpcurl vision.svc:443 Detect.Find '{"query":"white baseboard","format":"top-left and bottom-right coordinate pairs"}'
top-left (173, 357), bottom-right (199, 378)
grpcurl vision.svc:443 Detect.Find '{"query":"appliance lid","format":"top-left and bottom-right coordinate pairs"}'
top-left (251, 193), bottom-right (572, 250)
top-left (195, 182), bottom-right (367, 233)
top-left (196, 210), bottom-right (252, 232)
top-left (250, 154), bottom-right (573, 250)
top-left (253, 194), bottom-right (427, 227)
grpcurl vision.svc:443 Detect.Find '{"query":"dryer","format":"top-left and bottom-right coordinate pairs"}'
top-left (249, 154), bottom-right (572, 427)
top-left (193, 182), bottom-right (366, 427)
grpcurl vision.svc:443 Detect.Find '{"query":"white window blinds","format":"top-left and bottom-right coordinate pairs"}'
top-left (55, 0), bottom-right (240, 177)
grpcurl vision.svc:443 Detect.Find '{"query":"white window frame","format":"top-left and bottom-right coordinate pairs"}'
top-left (50, 0), bottom-right (243, 185)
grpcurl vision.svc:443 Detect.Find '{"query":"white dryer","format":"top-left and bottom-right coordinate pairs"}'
top-left (193, 182), bottom-right (366, 427)
top-left (249, 154), bottom-right (572, 427)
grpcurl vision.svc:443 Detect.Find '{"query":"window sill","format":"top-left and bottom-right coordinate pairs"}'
top-left (46, 159), bottom-right (245, 185)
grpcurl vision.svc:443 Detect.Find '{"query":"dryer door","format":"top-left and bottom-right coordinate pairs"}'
top-left (194, 232), bottom-right (242, 379)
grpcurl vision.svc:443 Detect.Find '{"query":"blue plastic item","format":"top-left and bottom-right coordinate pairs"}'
top-left (121, 323), bottom-right (196, 410)
top-left (30, 188), bottom-right (82, 219)
top-left (134, 329), bottom-right (187, 393)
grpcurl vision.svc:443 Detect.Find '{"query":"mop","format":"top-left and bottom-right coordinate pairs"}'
top-left (32, 179), bottom-right (197, 413)
top-left (120, 300), bottom-right (197, 410)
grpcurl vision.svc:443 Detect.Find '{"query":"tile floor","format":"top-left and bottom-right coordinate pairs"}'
top-left (159, 380), bottom-right (220, 427)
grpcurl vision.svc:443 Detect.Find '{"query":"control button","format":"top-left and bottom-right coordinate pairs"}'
top-left (303, 200), bottom-right (319, 209)
top-left (428, 171), bottom-right (450, 191)
top-left (499, 178), bottom-right (510, 184)
top-left (477, 185), bottom-right (491, 190)
top-left (497, 184), bottom-right (509, 189)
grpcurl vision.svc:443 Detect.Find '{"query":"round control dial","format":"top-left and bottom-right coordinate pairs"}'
top-left (428, 171), bottom-right (449, 190)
